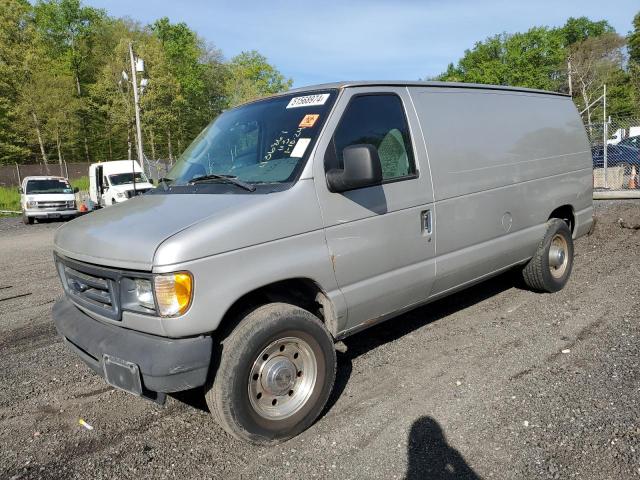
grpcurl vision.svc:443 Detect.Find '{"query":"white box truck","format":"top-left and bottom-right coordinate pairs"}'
top-left (89, 160), bottom-right (154, 207)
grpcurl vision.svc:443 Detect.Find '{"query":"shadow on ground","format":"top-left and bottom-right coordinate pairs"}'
top-left (405, 416), bottom-right (481, 479)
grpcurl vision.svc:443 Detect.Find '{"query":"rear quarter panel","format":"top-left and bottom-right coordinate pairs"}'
top-left (409, 87), bottom-right (592, 295)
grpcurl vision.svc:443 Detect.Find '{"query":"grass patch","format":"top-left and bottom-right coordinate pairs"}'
top-left (0, 176), bottom-right (89, 215)
top-left (71, 176), bottom-right (89, 192)
top-left (0, 186), bottom-right (20, 213)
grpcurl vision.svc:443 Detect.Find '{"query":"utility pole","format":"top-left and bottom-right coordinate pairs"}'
top-left (567, 59), bottom-right (572, 97)
top-left (128, 42), bottom-right (145, 176)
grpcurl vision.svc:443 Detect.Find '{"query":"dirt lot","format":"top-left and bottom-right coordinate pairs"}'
top-left (1, 202), bottom-right (639, 480)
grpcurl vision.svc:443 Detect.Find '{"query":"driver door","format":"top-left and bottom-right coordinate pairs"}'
top-left (313, 87), bottom-right (437, 332)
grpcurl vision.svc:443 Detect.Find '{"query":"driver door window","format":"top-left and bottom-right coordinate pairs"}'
top-left (327, 94), bottom-right (416, 181)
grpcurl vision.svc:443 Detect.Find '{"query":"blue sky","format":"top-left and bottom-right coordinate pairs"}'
top-left (86, 0), bottom-right (638, 87)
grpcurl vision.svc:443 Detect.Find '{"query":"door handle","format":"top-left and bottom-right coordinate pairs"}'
top-left (421, 210), bottom-right (432, 239)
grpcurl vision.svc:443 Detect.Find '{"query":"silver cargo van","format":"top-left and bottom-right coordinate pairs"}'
top-left (52, 81), bottom-right (593, 444)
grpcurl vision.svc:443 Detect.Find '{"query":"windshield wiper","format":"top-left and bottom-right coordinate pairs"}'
top-left (188, 174), bottom-right (256, 192)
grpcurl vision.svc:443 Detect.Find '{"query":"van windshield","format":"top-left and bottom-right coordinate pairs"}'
top-left (109, 172), bottom-right (147, 186)
top-left (166, 91), bottom-right (336, 189)
top-left (26, 179), bottom-right (72, 194)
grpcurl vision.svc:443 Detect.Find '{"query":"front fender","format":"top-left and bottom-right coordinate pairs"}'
top-left (153, 230), bottom-right (347, 338)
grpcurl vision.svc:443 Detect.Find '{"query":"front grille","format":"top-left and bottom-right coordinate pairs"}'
top-left (56, 257), bottom-right (121, 321)
top-left (37, 201), bottom-right (70, 210)
top-left (125, 189), bottom-right (150, 199)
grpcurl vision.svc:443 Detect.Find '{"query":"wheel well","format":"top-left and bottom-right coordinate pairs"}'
top-left (549, 205), bottom-right (575, 233)
top-left (216, 279), bottom-right (338, 340)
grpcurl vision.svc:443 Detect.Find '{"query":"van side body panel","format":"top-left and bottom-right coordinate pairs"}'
top-left (408, 87), bottom-right (593, 295)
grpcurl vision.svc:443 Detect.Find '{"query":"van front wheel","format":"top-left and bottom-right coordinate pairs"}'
top-left (522, 218), bottom-right (574, 292)
top-left (205, 303), bottom-right (336, 444)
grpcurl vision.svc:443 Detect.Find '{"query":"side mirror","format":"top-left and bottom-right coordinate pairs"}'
top-left (326, 144), bottom-right (383, 193)
top-left (18, 187), bottom-right (23, 194)
top-left (73, 187), bottom-right (79, 193)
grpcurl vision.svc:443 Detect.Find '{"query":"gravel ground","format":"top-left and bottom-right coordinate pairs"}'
top-left (0, 202), bottom-right (639, 480)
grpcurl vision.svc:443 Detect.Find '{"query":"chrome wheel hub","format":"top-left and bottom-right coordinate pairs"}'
top-left (548, 246), bottom-right (565, 268)
top-left (248, 337), bottom-right (318, 420)
top-left (548, 234), bottom-right (569, 278)
top-left (261, 356), bottom-right (296, 396)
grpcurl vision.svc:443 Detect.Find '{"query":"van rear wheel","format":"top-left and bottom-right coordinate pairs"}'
top-left (205, 303), bottom-right (336, 444)
top-left (522, 218), bottom-right (574, 292)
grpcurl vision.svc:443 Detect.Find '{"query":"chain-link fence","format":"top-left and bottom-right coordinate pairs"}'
top-left (585, 117), bottom-right (640, 192)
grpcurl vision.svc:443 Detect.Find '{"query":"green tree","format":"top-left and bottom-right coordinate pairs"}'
top-left (137, 33), bottom-right (183, 162)
top-left (436, 16), bottom-right (636, 120)
top-left (562, 17), bottom-right (614, 46)
top-left (150, 18), bottom-right (226, 154)
top-left (226, 50), bottom-right (293, 106)
top-left (89, 38), bottom-right (136, 161)
top-left (0, 0), bottom-right (32, 164)
top-left (437, 27), bottom-right (565, 91)
top-left (32, 0), bottom-right (106, 161)
top-left (627, 12), bottom-right (640, 116)
top-left (568, 33), bottom-right (627, 123)
top-left (630, 12), bottom-right (640, 63)
top-left (0, 1), bottom-right (294, 168)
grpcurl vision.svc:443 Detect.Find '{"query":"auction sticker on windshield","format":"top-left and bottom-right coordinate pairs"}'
top-left (286, 94), bottom-right (330, 109)
top-left (290, 138), bottom-right (311, 158)
top-left (299, 114), bottom-right (319, 128)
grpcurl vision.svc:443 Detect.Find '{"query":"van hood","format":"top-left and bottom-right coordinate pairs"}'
top-left (54, 180), bottom-right (322, 270)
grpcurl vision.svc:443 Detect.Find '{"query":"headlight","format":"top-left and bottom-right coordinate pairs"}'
top-left (135, 279), bottom-right (155, 310)
top-left (116, 192), bottom-right (126, 198)
top-left (154, 272), bottom-right (193, 317)
top-left (26, 200), bottom-right (37, 208)
top-left (67, 200), bottom-right (76, 209)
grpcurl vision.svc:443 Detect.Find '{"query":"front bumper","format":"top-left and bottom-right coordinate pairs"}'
top-left (25, 209), bottom-right (77, 218)
top-left (52, 297), bottom-right (212, 401)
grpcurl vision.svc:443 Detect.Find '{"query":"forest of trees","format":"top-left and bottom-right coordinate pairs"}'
top-left (1, 2), bottom-right (639, 171)
top-left (436, 15), bottom-right (640, 126)
top-left (0, 0), bottom-right (292, 168)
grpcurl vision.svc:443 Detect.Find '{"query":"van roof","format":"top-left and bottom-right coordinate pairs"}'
top-left (90, 160), bottom-right (142, 166)
top-left (90, 160), bottom-right (143, 171)
top-left (23, 176), bottom-right (67, 181)
top-left (284, 81), bottom-right (569, 98)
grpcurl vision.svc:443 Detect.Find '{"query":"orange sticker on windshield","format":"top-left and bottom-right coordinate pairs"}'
top-left (299, 114), bottom-right (319, 128)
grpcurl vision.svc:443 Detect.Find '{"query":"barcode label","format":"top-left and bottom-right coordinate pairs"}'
top-left (286, 93), bottom-right (330, 109)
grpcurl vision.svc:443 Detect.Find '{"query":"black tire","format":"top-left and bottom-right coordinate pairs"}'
top-left (22, 214), bottom-right (33, 225)
top-left (205, 303), bottom-right (336, 444)
top-left (522, 218), bottom-right (574, 292)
